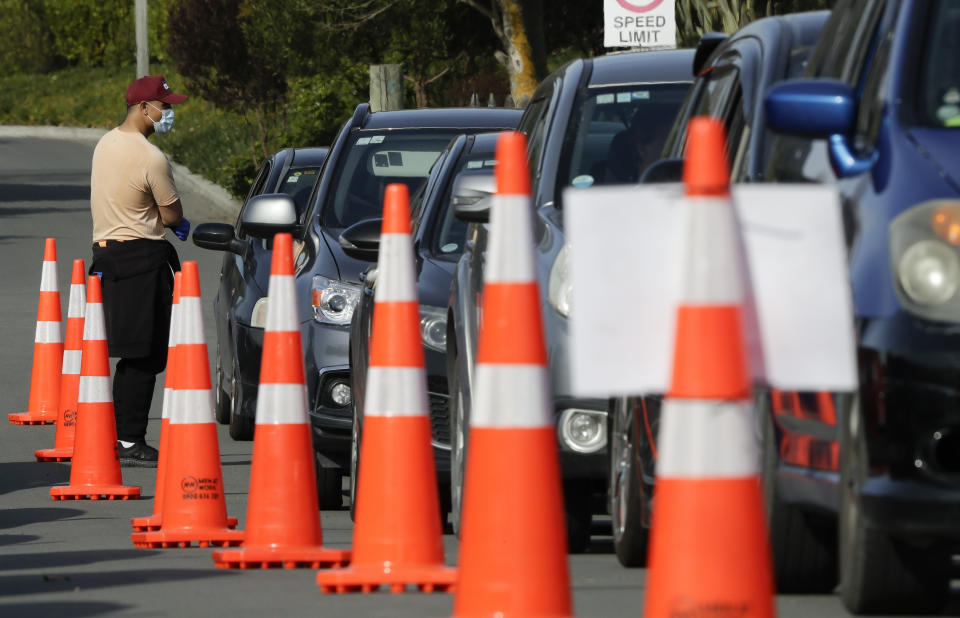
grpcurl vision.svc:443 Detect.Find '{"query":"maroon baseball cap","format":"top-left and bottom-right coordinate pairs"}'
top-left (125, 75), bottom-right (188, 106)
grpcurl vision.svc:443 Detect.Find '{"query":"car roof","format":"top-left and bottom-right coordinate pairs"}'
top-left (361, 107), bottom-right (522, 131)
top-left (289, 147), bottom-right (329, 166)
top-left (587, 48), bottom-right (697, 86)
top-left (724, 10), bottom-right (829, 50)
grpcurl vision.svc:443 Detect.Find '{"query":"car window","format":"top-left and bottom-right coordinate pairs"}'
top-left (275, 165), bottom-right (322, 221)
top-left (915, 0), bottom-right (960, 128)
top-left (246, 159), bottom-right (272, 202)
top-left (432, 155), bottom-right (498, 260)
top-left (320, 130), bottom-right (461, 229)
top-left (517, 84), bottom-right (556, 179)
top-left (557, 82), bottom-right (690, 188)
top-left (684, 63), bottom-right (745, 163)
top-left (411, 149), bottom-right (449, 230)
top-left (806, 0), bottom-right (885, 84)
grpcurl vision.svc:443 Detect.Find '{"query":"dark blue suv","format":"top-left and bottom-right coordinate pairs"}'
top-left (764, 0), bottom-right (960, 613)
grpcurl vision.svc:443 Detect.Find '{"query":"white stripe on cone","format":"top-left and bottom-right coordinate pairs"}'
top-left (67, 285), bottom-right (86, 318)
top-left (364, 367), bottom-right (429, 418)
top-left (264, 274), bottom-right (298, 332)
top-left (161, 387), bottom-right (172, 420)
top-left (679, 196), bottom-right (745, 304)
top-left (471, 364), bottom-right (552, 428)
top-left (656, 399), bottom-right (760, 478)
top-left (177, 298), bottom-right (206, 345)
top-left (255, 383), bottom-right (309, 424)
top-left (35, 321), bottom-right (63, 344)
top-left (82, 304), bottom-right (106, 341)
top-left (169, 389), bottom-right (216, 425)
top-left (78, 376), bottom-right (112, 404)
top-left (485, 195), bottom-right (537, 283)
top-left (62, 350), bottom-right (82, 375)
top-left (40, 261), bottom-right (58, 292)
top-left (373, 234), bottom-right (418, 303)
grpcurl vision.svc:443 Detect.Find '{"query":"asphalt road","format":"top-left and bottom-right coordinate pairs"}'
top-left (0, 135), bottom-right (954, 617)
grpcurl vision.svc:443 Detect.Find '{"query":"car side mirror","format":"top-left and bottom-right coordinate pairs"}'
top-left (339, 218), bottom-right (383, 262)
top-left (241, 193), bottom-right (298, 238)
top-left (640, 158), bottom-right (684, 184)
top-left (765, 79), bottom-right (877, 178)
top-left (765, 79), bottom-right (856, 137)
top-left (192, 223), bottom-right (248, 257)
top-left (451, 172), bottom-right (495, 223)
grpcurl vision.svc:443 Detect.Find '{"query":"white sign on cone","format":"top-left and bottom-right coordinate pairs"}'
top-left (564, 183), bottom-right (858, 396)
top-left (604, 0), bottom-right (677, 49)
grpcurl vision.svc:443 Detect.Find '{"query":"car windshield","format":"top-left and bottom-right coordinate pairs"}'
top-left (276, 165), bottom-right (322, 219)
top-left (432, 154), bottom-right (498, 260)
top-left (559, 83), bottom-right (690, 188)
top-left (917, 0), bottom-right (960, 127)
top-left (321, 130), bottom-right (462, 228)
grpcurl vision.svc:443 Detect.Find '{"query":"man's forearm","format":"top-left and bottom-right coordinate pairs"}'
top-left (159, 199), bottom-right (184, 226)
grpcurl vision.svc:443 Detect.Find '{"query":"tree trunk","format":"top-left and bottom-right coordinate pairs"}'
top-left (498, 0), bottom-right (538, 101)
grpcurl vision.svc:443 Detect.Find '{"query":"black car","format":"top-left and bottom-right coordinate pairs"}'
top-left (193, 146), bottom-right (327, 437)
top-left (198, 104), bottom-right (522, 508)
top-left (345, 131), bottom-right (509, 520)
top-left (608, 11), bottom-right (830, 569)
top-left (447, 49), bottom-right (694, 552)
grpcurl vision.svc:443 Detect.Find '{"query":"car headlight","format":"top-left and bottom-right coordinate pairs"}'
top-left (548, 244), bottom-right (572, 318)
top-left (898, 240), bottom-right (960, 306)
top-left (420, 305), bottom-right (447, 352)
top-left (558, 408), bottom-right (607, 454)
top-left (891, 200), bottom-right (960, 321)
top-left (312, 275), bottom-right (361, 325)
top-left (250, 297), bottom-right (269, 329)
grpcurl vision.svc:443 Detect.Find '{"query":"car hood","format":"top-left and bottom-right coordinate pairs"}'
top-left (906, 128), bottom-right (960, 193)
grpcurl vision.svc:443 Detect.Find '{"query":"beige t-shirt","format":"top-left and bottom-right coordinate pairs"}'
top-left (90, 128), bottom-right (180, 242)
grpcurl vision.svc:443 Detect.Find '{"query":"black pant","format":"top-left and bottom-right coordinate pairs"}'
top-left (114, 343), bottom-right (167, 443)
top-left (91, 239), bottom-right (179, 444)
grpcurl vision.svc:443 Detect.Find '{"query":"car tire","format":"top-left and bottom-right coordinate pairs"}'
top-left (214, 352), bottom-right (231, 425)
top-left (839, 396), bottom-right (950, 614)
top-left (609, 397), bottom-right (649, 567)
top-left (315, 450), bottom-right (344, 510)
top-left (227, 368), bottom-right (254, 441)
top-left (759, 391), bottom-right (836, 593)
top-left (564, 480), bottom-right (592, 554)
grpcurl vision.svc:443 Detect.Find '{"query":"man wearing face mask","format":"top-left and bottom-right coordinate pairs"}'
top-left (89, 75), bottom-right (190, 466)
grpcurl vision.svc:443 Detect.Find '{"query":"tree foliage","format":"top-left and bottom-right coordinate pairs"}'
top-left (677, 0), bottom-right (836, 46)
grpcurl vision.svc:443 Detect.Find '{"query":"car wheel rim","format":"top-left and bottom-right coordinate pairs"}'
top-left (350, 410), bottom-right (359, 502)
top-left (215, 356), bottom-right (222, 408)
top-left (452, 386), bottom-right (465, 520)
top-left (613, 403), bottom-right (633, 542)
top-left (230, 371), bottom-right (239, 420)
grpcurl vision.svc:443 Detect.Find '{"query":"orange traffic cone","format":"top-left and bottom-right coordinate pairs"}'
top-left (50, 275), bottom-right (140, 500)
top-left (10, 238), bottom-right (63, 425)
top-left (642, 117), bottom-right (775, 618)
top-left (452, 131), bottom-right (572, 617)
top-left (130, 273), bottom-right (239, 534)
top-left (316, 184), bottom-right (455, 593)
top-left (35, 259), bottom-right (86, 461)
top-left (213, 233), bottom-right (350, 569)
top-left (131, 261), bottom-right (243, 548)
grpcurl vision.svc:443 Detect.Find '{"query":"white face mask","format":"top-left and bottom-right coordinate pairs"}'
top-left (146, 102), bottom-right (175, 134)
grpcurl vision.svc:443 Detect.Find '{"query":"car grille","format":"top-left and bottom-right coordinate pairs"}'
top-left (428, 375), bottom-right (450, 446)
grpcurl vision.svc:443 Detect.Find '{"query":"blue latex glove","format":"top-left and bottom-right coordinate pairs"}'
top-left (172, 217), bottom-right (191, 241)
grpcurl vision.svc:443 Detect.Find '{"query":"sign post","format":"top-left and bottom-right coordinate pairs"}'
top-left (604, 0), bottom-right (677, 49)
